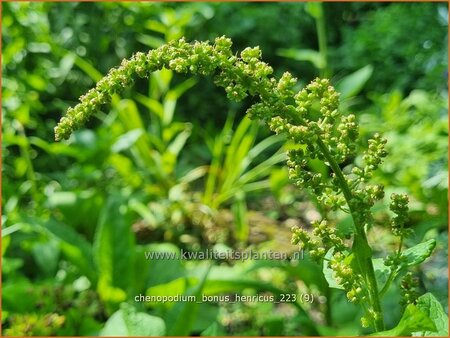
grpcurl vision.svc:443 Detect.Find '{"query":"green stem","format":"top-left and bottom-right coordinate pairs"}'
top-left (316, 138), bottom-right (384, 332)
top-left (379, 237), bottom-right (404, 297)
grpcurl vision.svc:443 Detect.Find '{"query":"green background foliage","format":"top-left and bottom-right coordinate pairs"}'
top-left (2, 2), bottom-right (448, 336)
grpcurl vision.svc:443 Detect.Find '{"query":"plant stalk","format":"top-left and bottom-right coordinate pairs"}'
top-left (316, 138), bottom-right (385, 332)
top-left (315, 3), bottom-right (329, 78)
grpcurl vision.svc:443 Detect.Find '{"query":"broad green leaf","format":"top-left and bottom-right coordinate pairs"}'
top-left (401, 239), bottom-right (436, 267)
top-left (201, 322), bottom-right (225, 336)
top-left (43, 219), bottom-right (97, 283)
top-left (336, 65), bottom-right (373, 100)
top-left (371, 304), bottom-right (435, 336)
top-left (94, 195), bottom-right (135, 303)
top-left (145, 277), bottom-right (196, 307)
top-left (166, 265), bottom-right (211, 336)
top-left (144, 243), bottom-right (186, 287)
top-left (413, 293), bottom-right (448, 336)
top-left (277, 48), bottom-right (325, 70)
top-left (101, 303), bottom-right (165, 336)
top-left (193, 305), bottom-right (220, 334)
top-left (372, 258), bottom-right (390, 288)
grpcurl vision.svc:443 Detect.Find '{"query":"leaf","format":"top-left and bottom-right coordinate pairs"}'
top-left (168, 77), bottom-right (197, 100)
top-left (2, 223), bottom-right (23, 237)
top-left (93, 195), bottom-right (136, 303)
top-left (277, 48), bottom-right (325, 69)
top-left (401, 239), bottom-right (436, 267)
top-left (145, 277), bottom-right (190, 307)
top-left (413, 293), bottom-right (448, 336)
top-left (372, 258), bottom-right (391, 288)
top-left (323, 247), bottom-right (344, 290)
top-left (371, 304), bottom-right (436, 336)
top-left (144, 243), bottom-right (186, 288)
top-left (2, 235), bottom-right (10, 257)
top-left (335, 65), bottom-right (374, 100)
top-left (43, 219), bottom-right (97, 283)
top-left (112, 129), bottom-right (144, 153)
top-left (32, 239), bottom-right (60, 276)
top-left (166, 265), bottom-right (211, 336)
top-left (232, 192), bottom-right (249, 242)
top-left (134, 93), bottom-right (164, 119)
top-left (167, 123), bottom-right (192, 157)
top-left (101, 303), bottom-right (165, 336)
top-left (136, 34), bottom-right (165, 49)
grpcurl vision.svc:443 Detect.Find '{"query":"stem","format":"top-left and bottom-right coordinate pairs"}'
top-left (315, 3), bottom-right (329, 78)
top-left (379, 237), bottom-right (404, 297)
top-left (316, 138), bottom-right (384, 332)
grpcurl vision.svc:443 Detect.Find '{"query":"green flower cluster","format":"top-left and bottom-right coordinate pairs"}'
top-left (389, 193), bottom-right (411, 237)
top-left (55, 36), bottom-right (281, 141)
top-left (55, 37), bottom-right (421, 332)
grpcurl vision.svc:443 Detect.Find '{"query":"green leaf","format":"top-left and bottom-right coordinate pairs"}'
top-left (93, 195), bottom-right (136, 303)
top-left (2, 235), bottom-right (10, 257)
top-left (401, 239), bottom-right (436, 267)
top-left (413, 293), bottom-right (448, 336)
top-left (43, 219), bottom-right (97, 283)
top-left (371, 304), bottom-right (436, 336)
top-left (134, 93), bottom-right (164, 119)
top-left (166, 265), bottom-right (212, 336)
top-left (232, 192), bottom-right (249, 242)
top-left (335, 65), bottom-right (373, 100)
top-left (201, 322), bottom-right (225, 336)
top-left (372, 258), bottom-right (390, 288)
top-left (32, 239), bottom-right (60, 276)
top-left (277, 48), bottom-right (325, 69)
top-left (112, 129), bottom-right (144, 153)
top-left (136, 34), bottom-right (165, 49)
top-left (145, 277), bottom-right (192, 307)
top-left (168, 77), bottom-right (197, 100)
top-left (167, 123), bottom-right (192, 157)
top-left (144, 243), bottom-right (186, 287)
top-left (305, 2), bottom-right (323, 19)
top-left (101, 303), bottom-right (165, 336)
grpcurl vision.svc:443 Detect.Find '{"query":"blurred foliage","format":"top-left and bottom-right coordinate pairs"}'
top-left (2, 1), bottom-right (448, 336)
